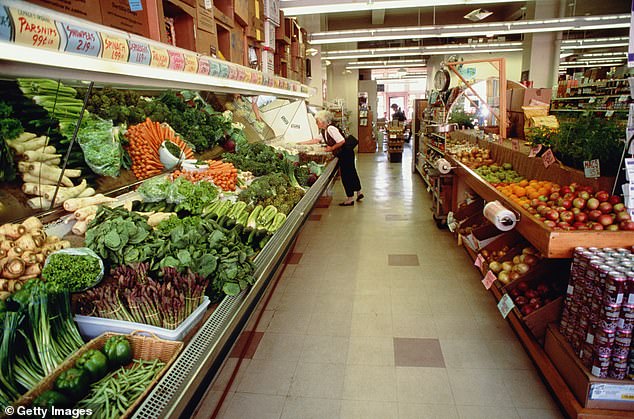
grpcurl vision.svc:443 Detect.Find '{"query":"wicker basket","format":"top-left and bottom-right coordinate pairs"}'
top-left (13, 331), bottom-right (183, 418)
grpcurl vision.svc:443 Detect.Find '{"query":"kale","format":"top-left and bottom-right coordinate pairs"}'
top-left (222, 142), bottom-right (285, 176)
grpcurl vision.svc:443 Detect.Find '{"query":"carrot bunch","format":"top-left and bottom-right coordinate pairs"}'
top-left (126, 118), bottom-right (195, 180)
top-left (171, 160), bottom-right (238, 191)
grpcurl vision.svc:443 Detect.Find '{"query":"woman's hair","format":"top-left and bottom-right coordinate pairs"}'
top-left (391, 104), bottom-right (398, 110)
top-left (315, 110), bottom-right (334, 124)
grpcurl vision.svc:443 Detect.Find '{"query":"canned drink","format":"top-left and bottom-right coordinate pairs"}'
top-left (608, 364), bottom-right (628, 380)
top-left (593, 328), bottom-right (616, 358)
top-left (626, 272), bottom-right (634, 305)
top-left (599, 317), bottom-right (619, 330)
top-left (591, 356), bottom-right (611, 378)
top-left (581, 342), bottom-right (594, 368)
top-left (615, 248), bottom-right (632, 255)
top-left (604, 271), bottom-right (627, 305)
top-left (602, 303), bottom-right (622, 322)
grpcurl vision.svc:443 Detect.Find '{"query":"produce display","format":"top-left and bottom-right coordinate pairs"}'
top-left (238, 171), bottom-right (305, 215)
top-left (222, 142), bottom-right (286, 176)
top-left (41, 250), bottom-right (102, 292)
top-left (0, 101), bottom-right (22, 182)
top-left (448, 145), bottom-right (493, 168)
top-left (508, 280), bottom-right (561, 316)
top-left (475, 163), bottom-right (525, 185)
top-left (137, 176), bottom-right (220, 215)
top-left (484, 245), bottom-right (542, 286)
top-left (560, 247), bottom-right (634, 379)
top-left (171, 160), bottom-right (239, 191)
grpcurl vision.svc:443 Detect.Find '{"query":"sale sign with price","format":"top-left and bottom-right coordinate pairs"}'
top-left (10, 7), bottom-right (60, 51)
top-left (61, 23), bottom-right (101, 57)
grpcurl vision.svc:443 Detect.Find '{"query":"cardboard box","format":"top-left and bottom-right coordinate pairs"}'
top-left (230, 26), bottom-right (245, 66)
top-left (509, 87), bottom-right (552, 112)
top-left (196, 28), bottom-right (217, 56)
top-left (544, 324), bottom-right (634, 410)
top-left (263, 0), bottom-right (279, 26)
top-left (234, 0), bottom-right (249, 27)
top-left (26, 0), bottom-right (102, 24)
top-left (160, 0), bottom-right (196, 51)
top-left (101, 0), bottom-right (153, 38)
top-left (195, 0), bottom-right (214, 33)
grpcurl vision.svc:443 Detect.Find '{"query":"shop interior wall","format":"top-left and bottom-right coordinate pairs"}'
top-left (327, 61), bottom-right (360, 138)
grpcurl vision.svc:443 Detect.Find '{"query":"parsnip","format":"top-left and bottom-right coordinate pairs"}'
top-left (14, 234), bottom-right (37, 251)
top-left (78, 187), bottom-right (96, 198)
top-left (18, 162), bottom-right (77, 186)
top-left (44, 158), bottom-right (61, 166)
top-left (8, 132), bottom-right (37, 143)
top-left (72, 219), bottom-right (90, 236)
top-left (7, 137), bottom-right (48, 154)
top-left (34, 145), bottom-right (57, 155)
top-left (0, 223), bottom-right (26, 240)
top-left (74, 205), bottom-right (98, 221)
top-left (43, 180), bottom-right (87, 201)
top-left (26, 196), bottom-right (56, 210)
top-left (22, 183), bottom-right (58, 197)
top-left (21, 216), bottom-right (43, 232)
top-left (21, 173), bottom-right (59, 186)
top-left (63, 194), bottom-right (116, 212)
top-left (23, 150), bottom-right (62, 162)
top-left (148, 212), bottom-right (176, 227)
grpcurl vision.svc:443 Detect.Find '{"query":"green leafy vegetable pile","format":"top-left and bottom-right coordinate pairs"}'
top-left (222, 142), bottom-right (285, 176)
top-left (137, 176), bottom-right (219, 215)
top-left (42, 252), bottom-right (102, 292)
top-left (0, 101), bottom-right (22, 182)
top-left (238, 173), bottom-right (305, 215)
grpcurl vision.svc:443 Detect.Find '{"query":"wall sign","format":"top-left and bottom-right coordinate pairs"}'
top-left (149, 45), bottom-right (169, 68)
top-left (0, 6), bottom-right (13, 41)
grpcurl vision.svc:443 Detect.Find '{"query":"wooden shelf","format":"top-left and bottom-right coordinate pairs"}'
top-left (453, 159), bottom-right (634, 258)
top-left (551, 95), bottom-right (623, 101)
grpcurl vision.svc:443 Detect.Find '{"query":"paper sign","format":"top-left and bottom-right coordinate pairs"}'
top-left (228, 65), bottom-right (238, 80)
top-left (127, 40), bottom-right (151, 65)
top-left (183, 54), bottom-right (198, 73)
top-left (619, 95), bottom-right (629, 102)
top-left (497, 293), bottom-right (515, 318)
top-left (542, 148), bottom-right (556, 168)
top-left (0, 6), bottom-right (13, 41)
top-left (101, 34), bottom-right (128, 62)
top-left (149, 45), bottom-right (169, 68)
top-left (606, 110), bottom-right (615, 117)
top-left (10, 7), bottom-right (61, 50)
top-left (204, 0), bottom-right (213, 9)
top-left (512, 138), bottom-right (520, 152)
top-left (482, 270), bottom-right (497, 290)
top-left (61, 23), bottom-right (101, 57)
top-left (129, 0), bottom-right (143, 11)
top-left (167, 50), bottom-right (185, 71)
top-left (474, 254), bottom-right (485, 269)
top-left (197, 58), bottom-right (210, 75)
top-left (209, 60), bottom-right (220, 76)
top-left (625, 158), bottom-right (634, 181)
top-left (583, 159), bottom-right (601, 178)
top-left (528, 144), bottom-right (542, 158)
top-left (590, 383), bottom-right (634, 401)
top-left (218, 63), bottom-right (229, 78)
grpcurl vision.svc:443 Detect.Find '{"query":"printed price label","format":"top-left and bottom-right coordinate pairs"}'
top-left (218, 63), bottom-right (229, 78)
top-left (149, 45), bottom-right (169, 68)
top-left (10, 7), bottom-right (61, 50)
top-left (0, 6), bottom-right (13, 41)
top-left (236, 67), bottom-right (245, 81)
top-left (474, 254), bottom-right (485, 269)
top-left (183, 53), bottom-right (198, 73)
top-left (606, 110), bottom-right (615, 117)
top-left (619, 95), bottom-right (629, 102)
top-left (583, 159), bottom-right (601, 178)
top-left (61, 23), bottom-right (101, 57)
top-left (204, 0), bottom-right (212, 9)
top-left (228, 65), bottom-right (238, 80)
top-left (528, 144), bottom-right (542, 158)
top-left (567, 284), bottom-right (574, 296)
top-left (168, 50), bottom-right (185, 71)
top-left (197, 58), bottom-right (210, 75)
top-left (542, 148), bottom-right (556, 168)
top-left (482, 270), bottom-right (497, 290)
top-left (590, 383), bottom-right (634, 401)
top-left (512, 138), bottom-right (520, 152)
top-left (128, 0), bottom-right (143, 11)
top-left (209, 60), bottom-right (220, 76)
top-left (588, 97), bottom-right (596, 104)
top-left (127, 40), bottom-right (151, 65)
top-left (497, 293), bottom-right (515, 318)
top-left (101, 33), bottom-right (128, 62)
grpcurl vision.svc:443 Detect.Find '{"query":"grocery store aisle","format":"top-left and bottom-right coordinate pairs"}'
top-left (196, 144), bottom-right (563, 419)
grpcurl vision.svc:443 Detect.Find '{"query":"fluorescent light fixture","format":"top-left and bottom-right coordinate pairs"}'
top-left (560, 52), bottom-right (574, 58)
top-left (306, 47), bottom-right (319, 56)
top-left (560, 62), bottom-right (625, 68)
top-left (309, 14), bottom-right (629, 45)
top-left (346, 63), bottom-right (426, 70)
top-left (281, 0), bottom-right (523, 16)
top-left (322, 42), bottom-right (523, 60)
top-left (346, 59), bottom-right (425, 66)
top-left (397, 68), bottom-right (408, 75)
top-left (560, 37), bottom-right (629, 50)
top-left (580, 52), bottom-right (627, 57)
top-left (464, 8), bottom-right (493, 22)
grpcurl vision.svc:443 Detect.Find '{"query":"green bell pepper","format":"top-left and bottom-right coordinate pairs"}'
top-left (103, 336), bottom-right (133, 368)
top-left (33, 390), bottom-right (71, 408)
top-left (54, 367), bottom-right (90, 401)
top-left (75, 349), bottom-right (108, 382)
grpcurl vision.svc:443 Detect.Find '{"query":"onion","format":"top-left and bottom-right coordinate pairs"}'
top-left (523, 254), bottom-right (538, 266)
top-left (498, 271), bottom-right (511, 284)
top-left (502, 261), bottom-right (514, 272)
top-left (513, 263), bottom-right (530, 275)
top-left (488, 261), bottom-right (502, 274)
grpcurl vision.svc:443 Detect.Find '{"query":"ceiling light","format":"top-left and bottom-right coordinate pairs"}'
top-left (309, 14), bottom-right (629, 45)
top-left (321, 42), bottom-right (523, 60)
top-left (397, 68), bottom-right (408, 76)
top-left (324, 60), bottom-right (332, 66)
top-left (560, 37), bottom-right (629, 50)
top-left (346, 59), bottom-right (425, 66)
top-left (306, 47), bottom-right (319, 56)
top-left (464, 8), bottom-right (493, 22)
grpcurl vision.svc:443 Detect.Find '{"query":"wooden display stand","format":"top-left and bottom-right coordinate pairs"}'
top-left (387, 122), bottom-right (404, 163)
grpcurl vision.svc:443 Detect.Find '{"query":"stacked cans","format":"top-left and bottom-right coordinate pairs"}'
top-left (560, 247), bottom-right (634, 379)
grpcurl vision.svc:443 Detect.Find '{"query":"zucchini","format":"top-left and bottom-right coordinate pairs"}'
top-left (236, 210), bottom-right (249, 226)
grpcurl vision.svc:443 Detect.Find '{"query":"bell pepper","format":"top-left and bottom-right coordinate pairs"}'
top-left (33, 390), bottom-right (71, 408)
top-left (75, 349), bottom-right (108, 382)
top-left (54, 367), bottom-right (89, 401)
top-left (103, 335), bottom-right (132, 368)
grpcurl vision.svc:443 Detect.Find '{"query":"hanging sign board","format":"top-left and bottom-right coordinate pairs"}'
top-left (10, 7), bottom-right (61, 50)
top-left (127, 40), bottom-right (151, 65)
top-left (583, 159), bottom-right (601, 178)
top-left (61, 23), bottom-right (101, 57)
top-left (542, 148), bottom-right (556, 168)
top-left (482, 270), bottom-right (497, 290)
top-left (101, 33), bottom-right (128, 62)
top-left (497, 293), bottom-right (515, 318)
top-left (0, 6), bottom-right (12, 41)
top-left (197, 58), bottom-right (210, 75)
top-left (149, 44), bottom-right (169, 68)
top-left (183, 53), bottom-right (198, 73)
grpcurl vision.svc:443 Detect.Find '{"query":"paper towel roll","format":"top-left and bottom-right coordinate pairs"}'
top-left (483, 201), bottom-right (517, 231)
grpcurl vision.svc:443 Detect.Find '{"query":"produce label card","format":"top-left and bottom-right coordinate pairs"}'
top-left (167, 50), bottom-right (185, 71)
top-left (101, 34), bottom-right (129, 62)
top-left (128, 40), bottom-right (151, 65)
top-left (512, 138), bottom-right (520, 152)
top-left (583, 159), bottom-right (601, 178)
top-left (219, 63), bottom-right (229, 78)
top-left (0, 6), bottom-right (13, 41)
top-left (590, 383), bottom-right (634, 401)
top-left (149, 45), bottom-right (169, 68)
top-left (474, 254), bottom-right (484, 269)
top-left (209, 60), bottom-right (220, 77)
top-left (10, 7), bottom-right (61, 50)
top-left (625, 158), bottom-right (634, 181)
top-left (197, 58), bottom-right (210, 75)
top-left (497, 293), bottom-right (515, 318)
top-left (482, 270), bottom-right (496, 290)
top-left (528, 144), bottom-right (542, 158)
top-left (183, 54), bottom-right (198, 73)
top-left (61, 23), bottom-right (101, 57)
top-left (542, 148), bottom-right (556, 168)
top-left (606, 110), bottom-right (615, 117)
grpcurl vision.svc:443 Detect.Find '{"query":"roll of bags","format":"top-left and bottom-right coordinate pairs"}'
top-left (483, 200), bottom-right (517, 232)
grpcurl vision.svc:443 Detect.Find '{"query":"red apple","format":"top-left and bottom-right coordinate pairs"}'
top-left (557, 222), bottom-right (572, 230)
top-left (591, 223), bottom-right (605, 230)
top-left (609, 195), bottom-right (621, 205)
top-left (574, 212), bottom-right (588, 223)
top-left (530, 198), bottom-right (541, 208)
top-left (546, 210), bottom-right (559, 221)
top-left (552, 185), bottom-right (561, 192)
top-left (561, 199), bottom-right (572, 210)
top-left (616, 212), bottom-right (631, 222)
top-left (598, 202), bottom-right (613, 214)
top-left (597, 214), bottom-right (614, 226)
top-left (606, 224), bottom-right (620, 231)
top-left (571, 207), bottom-right (581, 215)
top-left (577, 224), bottom-right (590, 230)
top-left (620, 221), bottom-right (634, 231)
top-left (595, 190), bottom-right (609, 202)
top-left (572, 197), bottom-right (586, 209)
top-left (543, 220), bottom-right (557, 228)
top-left (613, 203), bottom-right (626, 213)
top-left (515, 296), bottom-right (528, 307)
top-left (550, 192), bottom-right (560, 201)
top-left (527, 208), bottom-right (537, 215)
top-left (517, 282), bottom-right (529, 292)
top-left (573, 221), bottom-right (586, 228)
top-left (569, 182), bottom-right (579, 191)
top-left (560, 211), bottom-right (574, 223)
top-left (578, 191), bottom-right (591, 200)
top-left (586, 197), bottom-right (600, 210)
top-left (537, 205), bottom-right (549, 215)
top-left (510, 288), bottom-right (522, 298)
top-left (561, 186), bottom-right (571, 195)
top-left (521, 305), bottom-right (535, 316)
top-left (525, 289), bottom-right (539, 299)
top-left (536, 283), bottom-right (550, 295)
top-left (588, 209), bottom-right (602, 221)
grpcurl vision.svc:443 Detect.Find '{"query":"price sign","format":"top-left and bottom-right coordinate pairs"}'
top-left (482, 270), bottom-right (497, 290)
top-left (209, 60), bottom-right (220, 76)
top-left (542, 148), bottom-right (556, 168)
top-left (10, 8), bottom-right (61, 50)
top-left (256, 72), bottom-right (263, 85)
top-left (528, 144), bottom-right (542, 158)
top-left (497, 293), bottom-right (515, 318)
top-left (474, 254), bottom-right (485, 269)
top-left (0, 7), bottom-right (13, 41)
top-left (512, 138), bottom-right (520, 152)
top-left (149, 45), bottom-right (169, 68)
top-left (197, 57), bottom-right (210, 75)
top-left (583, 159), bottom-right (601, 178)
top-left (218, 63), bottom-right (229, 78)
top-left (183, 53), bottom-right (198, 73)
top-left (128, 0), bottom-right (143, 11)
top-left (204, 0), bottom-right (212, 8)
top-left (127, 40), bottom-right (151, 65)
top-left (167, 50), bottom-right (185, 71)
top-left (101, 34), bottom-right (128, 62)
top-left (619, 95), bottom-right (629, 102)
top-left (228, 65), bottom-right (238, 80)
top-left (61, 23), bottom-right (101, 57)
top-left (606, 110), bottom-right (615, 117)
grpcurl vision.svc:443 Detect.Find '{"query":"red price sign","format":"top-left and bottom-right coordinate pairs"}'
top-left (528, 144), bottom-right (542, 158)
top-left (101, 34), bottom-right (129, 62)
top-left (542, 148), bottom-right (556, 168)
top-left (11, 8), bottom-right (61, 51)
top-left (512, 138), bottom-right (520, 152)
top-left (482, 270), bottom-right (497, 290)
top-left (474, 254), bottom-right (485, 269)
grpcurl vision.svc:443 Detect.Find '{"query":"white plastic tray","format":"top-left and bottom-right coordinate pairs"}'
top-left (74, 296), bottom-right (210, 341)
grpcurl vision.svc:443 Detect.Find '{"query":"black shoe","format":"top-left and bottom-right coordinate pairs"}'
top-left (339, 201), bottom-right (354, 206)
top-left (356, 193), bottom-right (365, 202)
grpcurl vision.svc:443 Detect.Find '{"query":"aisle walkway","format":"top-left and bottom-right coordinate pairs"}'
top-left (196, 144), bottom-right (563, 419)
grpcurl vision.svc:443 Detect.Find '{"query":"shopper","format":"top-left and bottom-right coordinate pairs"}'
top-left (300, 110), bottom-right (363, 206)
top-left (391, 103), bottom-right (406, 122)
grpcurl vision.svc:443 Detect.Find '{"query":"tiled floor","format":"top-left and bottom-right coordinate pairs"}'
top-left (194, 145), bottom-right (564, 419)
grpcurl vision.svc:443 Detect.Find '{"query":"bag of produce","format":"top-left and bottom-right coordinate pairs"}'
top-left (76, 116), bottom-right (123, 177)
top-left (42, 247), bottom-right (104, 292)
